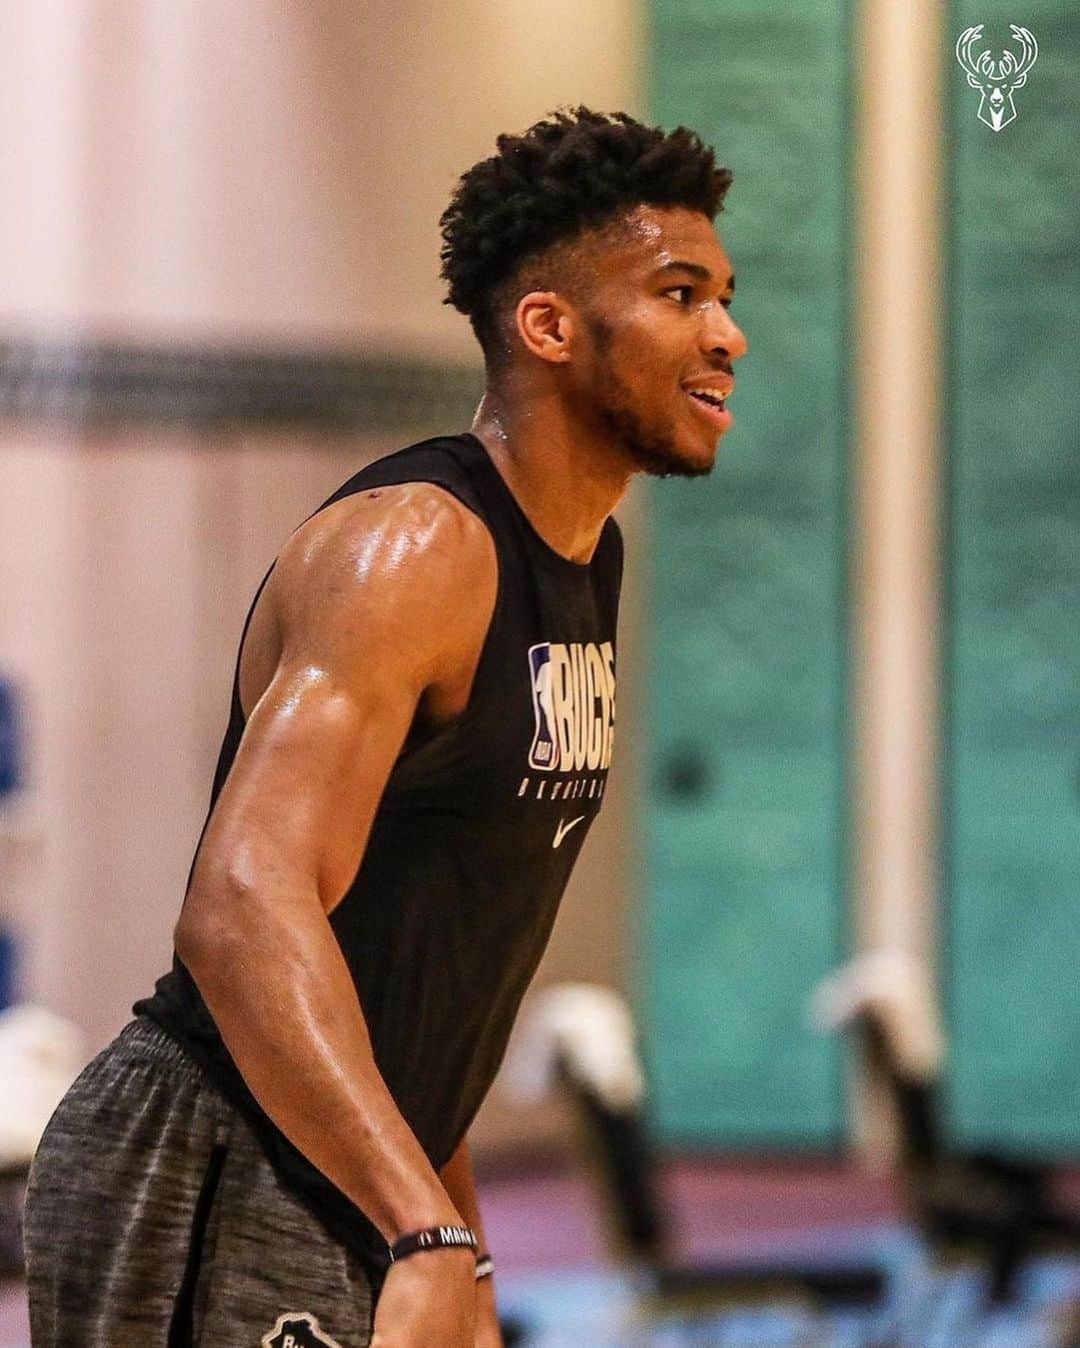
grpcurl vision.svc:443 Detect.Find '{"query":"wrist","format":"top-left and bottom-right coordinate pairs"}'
top-left (389, 1222), bottom-right (479, 1265)
top-left (385, 1194), bottom-right (464, 1245)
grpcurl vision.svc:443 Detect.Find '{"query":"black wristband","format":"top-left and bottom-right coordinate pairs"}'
top-left (389, 1224), bottom-right (479, 1264)
top-left (475, 1252), bottom-right (495, 1281)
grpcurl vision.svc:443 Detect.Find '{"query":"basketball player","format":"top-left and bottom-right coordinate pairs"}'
top-left (24, 107), bottom-right (745, 1347)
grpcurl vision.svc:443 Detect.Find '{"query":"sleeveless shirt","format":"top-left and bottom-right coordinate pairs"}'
top-left (136, 432), bottom-right (623, 1272)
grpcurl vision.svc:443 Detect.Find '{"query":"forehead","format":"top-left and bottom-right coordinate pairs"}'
top-left (592, 204), bottom-right (732, 283)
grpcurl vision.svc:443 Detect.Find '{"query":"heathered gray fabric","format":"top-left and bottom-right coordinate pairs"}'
top-left (24, 1018), bottom-right (373, 1347)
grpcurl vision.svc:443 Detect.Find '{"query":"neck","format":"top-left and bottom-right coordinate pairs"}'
top-left (470, 384), bottom-right (632, 565)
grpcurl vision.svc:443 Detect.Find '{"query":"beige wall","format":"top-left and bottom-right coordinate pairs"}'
top-left (0, 430), bottom-right (376, 1036)
top-left (0, 0), bottom-right (645, 1158)
top-left (0, 0), bottom-right (642, 354)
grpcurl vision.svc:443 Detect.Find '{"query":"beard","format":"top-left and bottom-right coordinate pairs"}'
top-left (586, 317), bottom-right (715, 480)
top-left (598, 396), bottom-right (715, 479)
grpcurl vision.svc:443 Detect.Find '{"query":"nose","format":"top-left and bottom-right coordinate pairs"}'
top-left (701, 305), bottom-right (748, 363)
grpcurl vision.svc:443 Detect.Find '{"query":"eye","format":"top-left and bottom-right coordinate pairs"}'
top-left (720, 296), bottom-right (734, 310)
top-left (664, 285), bottom-right (694, 305)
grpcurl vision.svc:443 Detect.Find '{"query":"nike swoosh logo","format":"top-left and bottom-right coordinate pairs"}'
top-left (552, 815), bottom-right (585, 849)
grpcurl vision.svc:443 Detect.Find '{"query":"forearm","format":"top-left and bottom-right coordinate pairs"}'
top-left (178, 877), bottom-right (459, 1243)
top-left (440, 1137), bottom-right (488, 1251)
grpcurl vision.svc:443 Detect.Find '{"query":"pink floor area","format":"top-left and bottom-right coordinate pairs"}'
top-left (0, 1287), bottom-right (27, 1348)
top-left (479, 1156), bottom-right (902, 1269)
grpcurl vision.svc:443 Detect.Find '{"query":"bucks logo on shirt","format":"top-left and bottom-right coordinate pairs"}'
top-left (527, 641), bottom-right (616, 773)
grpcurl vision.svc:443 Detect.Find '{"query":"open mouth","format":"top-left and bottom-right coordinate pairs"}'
top-left (685, 386), bottom-right (733, 428)
top-left (687, 389), bottom-right (727, 412)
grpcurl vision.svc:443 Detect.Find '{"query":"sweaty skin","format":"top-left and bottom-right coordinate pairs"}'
top-left (177, 203), bottom-right (746, 1348)
top-left (176, 484), bottom-right (497, 1348)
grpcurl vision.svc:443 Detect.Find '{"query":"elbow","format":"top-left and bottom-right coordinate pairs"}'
top-left (174, 894), bottom-right (221, 977)
top-left (174, 862), bottom-right (252, 975)
top-left (174, 848), bottom-right (319, 977)
top-left (174, 904), bottom-right (210, 973)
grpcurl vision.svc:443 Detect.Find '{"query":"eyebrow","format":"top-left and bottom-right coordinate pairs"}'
top-left (654, 260), bottom-right (735, 293)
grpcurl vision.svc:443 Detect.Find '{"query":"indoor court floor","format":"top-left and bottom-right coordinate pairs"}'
top-left (1, 1161), bottom-right (1077, 1346)
top-left (481, 1163), bottom-right (1080, 1347)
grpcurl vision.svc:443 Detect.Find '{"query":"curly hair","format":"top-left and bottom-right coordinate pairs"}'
top-left (439, 106), bottom-right (731, 360)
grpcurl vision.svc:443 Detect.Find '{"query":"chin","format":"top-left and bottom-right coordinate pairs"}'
top-left (599, 403), bottom-right (719, 479)
top-left (633, 435), bottom-right (717, 480)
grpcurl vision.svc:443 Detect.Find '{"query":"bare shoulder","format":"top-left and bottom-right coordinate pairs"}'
top-left (270, 481), bottom-right (497, 684)
top-left (277, 480), bottom-right (495, 595)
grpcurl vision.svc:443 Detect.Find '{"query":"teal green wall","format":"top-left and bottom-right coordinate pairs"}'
top-left (644, 1), bottom-right (850, 1145)
top-left (946, 2), bottom-right (1080, 1151)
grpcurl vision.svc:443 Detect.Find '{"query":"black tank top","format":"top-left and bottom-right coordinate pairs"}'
top-left (136, 432), bottom-right (623, 1272)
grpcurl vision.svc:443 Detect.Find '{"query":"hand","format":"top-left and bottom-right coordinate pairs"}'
top-left (474, 1276), bottom-right (504, 1348)
top-left (371, 1247), bottom-right (477, 1348)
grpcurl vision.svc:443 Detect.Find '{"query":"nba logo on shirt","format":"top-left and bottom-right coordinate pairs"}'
top-left (528, 644), bottom-right (557, 769)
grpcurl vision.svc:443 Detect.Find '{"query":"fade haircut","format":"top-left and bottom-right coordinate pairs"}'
top-left (439, 106), bottom-right (732, 365)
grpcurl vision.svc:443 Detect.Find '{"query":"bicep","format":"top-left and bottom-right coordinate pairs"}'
top-left (187, 483), bottom-right (496, 917)
top-left (194, 659), bottom-right (418, 913)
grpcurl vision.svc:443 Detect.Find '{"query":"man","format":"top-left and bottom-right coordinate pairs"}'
top-left (25, 107), bottom-right (745, 1347)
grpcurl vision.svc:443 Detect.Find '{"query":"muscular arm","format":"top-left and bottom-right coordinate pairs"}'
top-left (175, 483), bottom-right (497, 1246)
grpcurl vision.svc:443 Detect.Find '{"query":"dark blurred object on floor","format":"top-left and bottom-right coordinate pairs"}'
top-left (813, 951), bottom-right (1080, 1304)
top-left (502, 982), bottom-right (888, 1330)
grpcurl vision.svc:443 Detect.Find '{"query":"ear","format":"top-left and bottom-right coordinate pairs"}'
top-left (515, 292), bottom-right (575, 365)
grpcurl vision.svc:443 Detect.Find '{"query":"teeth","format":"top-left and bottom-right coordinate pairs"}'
top-left (690, 389), bottom-right (726, 407)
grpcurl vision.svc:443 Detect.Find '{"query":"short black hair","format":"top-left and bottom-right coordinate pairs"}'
top-left (439, 106), bottom-right (732, 359)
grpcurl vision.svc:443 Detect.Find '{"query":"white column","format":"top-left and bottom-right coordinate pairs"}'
top-left (849, 0), bottom-right (947, 1156)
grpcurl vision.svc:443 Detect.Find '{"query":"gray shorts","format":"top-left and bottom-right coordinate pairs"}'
top-left (24, 1018), bottom-right (374, 1347)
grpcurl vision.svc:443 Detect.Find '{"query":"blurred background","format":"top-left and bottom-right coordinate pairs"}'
top-left (1, 1), bottom-right (1077, 1344)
